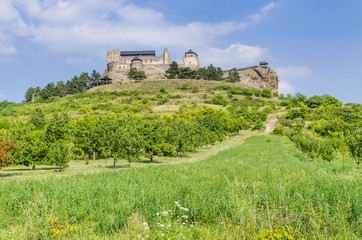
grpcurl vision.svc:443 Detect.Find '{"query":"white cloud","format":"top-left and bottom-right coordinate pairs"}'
top-left (0, 1), bottom-right (276, 60)
top-left (200, 43), bottom-right (268, 68)
top-left (275, 66), bottom-right (313, 94)
top-left (275, 66), bottom-right (313, 79)
top-left (278, 81), bottom-right (295, 94)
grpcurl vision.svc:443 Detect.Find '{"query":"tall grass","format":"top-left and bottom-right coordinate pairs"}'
top-left (0, 136), bottom-right (360, 239)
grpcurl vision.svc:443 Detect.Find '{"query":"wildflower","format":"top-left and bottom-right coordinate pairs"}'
top-left (156, 212), bottom-right (159, 216)
top-left (160, 224), bottom-right (165, 228)
top-left (143, 222), bottom-right (148, 226)
top-left (183, 208), bottom-right (189, 212)
top-left (53, 218), bottom-right (59, 224)
top-left (182, 215), bottom-right (188, 219)
top-left (174, 201), bottom-right (179, 205)
top-left (161, 211), bottom-right (168, 216)
top-left (161, 233), bottom-right (165, 237)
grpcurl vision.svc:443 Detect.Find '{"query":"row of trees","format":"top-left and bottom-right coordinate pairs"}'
top-left (24, 70), bottom-right (101, 102)
top-left (287, 128), bottom-right (361, 169)
top-left (165, 61), bottom-right (224, 81)
top-left (2, 105), bottom-right (267, 171)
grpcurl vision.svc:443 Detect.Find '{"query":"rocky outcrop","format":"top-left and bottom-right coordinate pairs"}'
top-left (223, 66), bottom-right (279, 93)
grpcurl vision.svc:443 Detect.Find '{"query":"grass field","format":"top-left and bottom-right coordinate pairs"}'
top-left (0, 135), bottom-right (360, 239)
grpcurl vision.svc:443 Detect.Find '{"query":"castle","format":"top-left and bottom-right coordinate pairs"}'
top-left (105, 48), bottom-right (199, 82)
top-left (103, 48), bottom-right (278, 92)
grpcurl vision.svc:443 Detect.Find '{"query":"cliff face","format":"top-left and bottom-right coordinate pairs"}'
top-left (223, 66), bottom-right (279, 93)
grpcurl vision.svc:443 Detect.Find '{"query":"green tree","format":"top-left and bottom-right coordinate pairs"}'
top-left (227, 68), bottom-right (240, 82)
top-left (165, 61), bottom-right (179, 79)
top-left (128, 68), bottom-right (146, 81)
top-left (90, 70), bottom-right (101, 86)
top-left (25, 87), bottom-right (41, 102)
top-left (346, 127), bottom-right (362, 169)
top-left (178, 67), bottom-right (196, 79)
top-left (40, 83), bottom-right (56, 100)
top-left (48, 141), bottom-right (71, 172)
top-left (11, 124), bottom-right (47, 170)
top-left (29, 108), bottom-right (47, 130)
top-left (261, 88), bottom-right (272, 98)
top-left (73, 114), bottom-right (102, 160)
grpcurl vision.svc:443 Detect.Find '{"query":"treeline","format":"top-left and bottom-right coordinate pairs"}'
top-left (273, 92), bottom-right (362, 169)
top-left (24, 70), bottom-right (101, 102)
top-left (165, 61), bottom-right (225, 81)
top-left (0, 105), bottom-right (270, 171)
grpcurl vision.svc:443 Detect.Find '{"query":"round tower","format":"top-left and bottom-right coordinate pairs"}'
top-left (130, 56), bottom-right (143, 69)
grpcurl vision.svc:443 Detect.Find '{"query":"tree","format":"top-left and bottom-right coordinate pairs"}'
top-left (90, 70), bottom-right (101, 86)
top-left (261, 88), bottom-right (272, 98)
top-left (140, 119), bottom-right (165, 162)
top-left (48, 141), bottom-right (71, 172)
top-left (29, 108), bottom-right (47, 129)
top-left (0, 137), bottom-right (17, 169)
top-left (25, 87), bottom-right (41, 102)
top-left (178, 67), bottom-right (196, 79)
top-left (40, 83), bottom-right (56, 100)
top-left (320, 140), bottom-right (335, 165)
top-left (165, 61), bottom-right (179, 79)
top-left (73, 114), bottom-right (102, 160)
top-left (128, 68), bottom-right (146, 81)
top-left (346, 127), bottom-right (362, 169)
top-left (11, 124), bottom-right (47, 170)
top-left (227, 68), bottom-right (240, 82)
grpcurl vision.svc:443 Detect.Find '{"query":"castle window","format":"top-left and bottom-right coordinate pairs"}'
top-left (150, 60), bottom-right (152, 63)
top-left (145, 60), bottom-right (147, 64)
top-left (163, 59), bottom-right (165, 64)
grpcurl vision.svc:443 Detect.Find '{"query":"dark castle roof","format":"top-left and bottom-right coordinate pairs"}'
top-left (101, 75), bottom-right (112, 80)
top-left (121, 50), bottom-right (155, 57)
top-left (185, 49), bottom-right (197, 56)
top-left (131, 56), bottom-right (142, 62)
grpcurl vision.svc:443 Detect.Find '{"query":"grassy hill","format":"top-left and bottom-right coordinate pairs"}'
top-left (0, 79), bottom-right (361, 239)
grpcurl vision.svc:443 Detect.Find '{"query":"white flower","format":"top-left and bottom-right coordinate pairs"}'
top-left (184, 208), bottom-right (189, 212)
top-left (162, 211), bottom-right (168, 216)
top-left (174, 201), bottom-right (179, 205)
top-left (144, 226), bottom-right (149, 230)
top-left (143, 222), bottom-right (148, 226)
top-left (161, 233), bottom-right (165, 237)
top-left (156, 212), bottom-right (159, 216)
top-left (182, 215), bottom-right (188, 219)
top-left (160, 224), bottom-right (165, 228)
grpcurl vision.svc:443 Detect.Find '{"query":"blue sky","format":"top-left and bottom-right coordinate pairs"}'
top-left (1, 0), bottom-right (361, 103)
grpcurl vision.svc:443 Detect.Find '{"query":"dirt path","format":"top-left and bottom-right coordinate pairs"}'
top-left (264, 118), bottom-right (278, 134)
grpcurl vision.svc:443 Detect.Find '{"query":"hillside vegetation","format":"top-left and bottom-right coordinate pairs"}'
top-left (0, 79), bottom-right (361, 239)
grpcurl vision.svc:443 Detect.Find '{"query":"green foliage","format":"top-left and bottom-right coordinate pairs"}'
top-left (208, 94), bottom-right (228, 106)
top-left (47, 141), bottom-right (71, 172)
top-left (346, 127), bottom-right (362, 169)
top-left (128, 68), bottom-right (146, 81)
top-left (227, 68), bottom-right (240, 83)
top-left (165, 61), bottom-right (179, 79)
top-left (261, 88), bottom-right (272, 98)
top-left (29, 108), bottom-right (47, 129)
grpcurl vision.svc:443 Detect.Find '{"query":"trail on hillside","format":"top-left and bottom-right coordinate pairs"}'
top-left (264, 118), bottom-right (278, 134)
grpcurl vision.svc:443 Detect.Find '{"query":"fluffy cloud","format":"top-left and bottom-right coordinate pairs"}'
top-left (0, 1), bottom-right (276, 60)
top-left (200, 43), bottom-right (268, 68)
top-left (275, 66), bottom-right (313, 94)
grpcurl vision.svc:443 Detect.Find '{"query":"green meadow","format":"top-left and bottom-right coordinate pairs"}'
top-left (0, 136), bottom-right (360, 239)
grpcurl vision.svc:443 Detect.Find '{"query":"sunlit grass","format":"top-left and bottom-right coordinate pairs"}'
top-left (0, 135), bottom-right (360, 239)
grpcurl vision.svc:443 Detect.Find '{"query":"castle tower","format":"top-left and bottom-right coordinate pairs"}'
top-left (130, 56), bottom-right (143, 69)
top-left (183, 49), bottom-right (200, 70)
